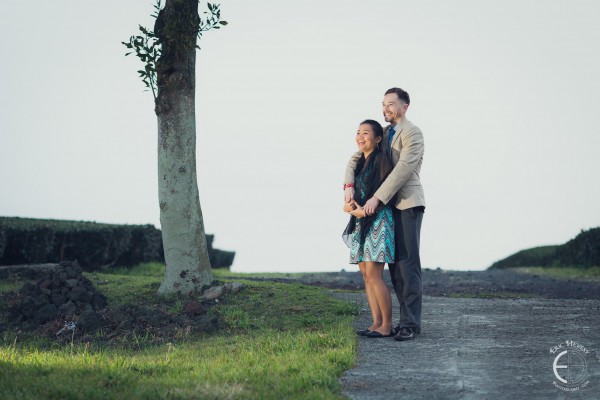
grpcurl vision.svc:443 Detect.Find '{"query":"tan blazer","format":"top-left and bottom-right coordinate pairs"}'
top-left (344, 118), bottom-right (425, 210)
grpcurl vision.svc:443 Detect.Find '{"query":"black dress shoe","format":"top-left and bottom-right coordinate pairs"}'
top-left (365, 330), bottom-right (394, 338)
top-left (393, 327), bottom-right (415, 341)
top-left (356, 329), bottom-right (371, 336)
top-left (393, 325), bottom-right (421, 335)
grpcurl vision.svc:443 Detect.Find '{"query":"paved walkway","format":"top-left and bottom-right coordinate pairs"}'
top-left (338, 294), bottom-right (600, 400)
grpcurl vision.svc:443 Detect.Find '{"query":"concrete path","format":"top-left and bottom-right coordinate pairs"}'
top-left (338, 294), bottom-right (600, 400)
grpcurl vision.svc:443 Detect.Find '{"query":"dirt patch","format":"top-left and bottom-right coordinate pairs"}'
top-left (32, 303), bottom-right (220, 346)
top-left (421, 268), bottom-right (600, 299)
top-left (229, 268), bottom-right (600, 300)
top-left (1, 263), bottom-right (242, 346)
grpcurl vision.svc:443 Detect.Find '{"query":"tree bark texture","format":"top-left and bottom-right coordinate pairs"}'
top-left (154, 0), bottom-right (212, 294)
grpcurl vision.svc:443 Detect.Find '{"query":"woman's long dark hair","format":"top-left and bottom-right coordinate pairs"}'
top-left (353, 120), bottom-right (391, 204)
top-left (343, 120), bottom-right (393, 248)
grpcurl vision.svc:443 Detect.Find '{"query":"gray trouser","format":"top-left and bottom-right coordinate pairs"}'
top-left (389, 206), bottom-right (424, 331)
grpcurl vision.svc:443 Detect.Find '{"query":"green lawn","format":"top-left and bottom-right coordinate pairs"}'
top-left (0, 263), bottom-right (360, 399)
top-left (513, 266), bottom-right (600, 282)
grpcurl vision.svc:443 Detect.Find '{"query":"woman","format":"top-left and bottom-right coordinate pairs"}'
top-left (343, 119), bottom-right (395, 338)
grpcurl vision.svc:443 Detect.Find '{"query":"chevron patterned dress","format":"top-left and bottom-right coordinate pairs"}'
top-left (349, 205), bottom-right (395, 264)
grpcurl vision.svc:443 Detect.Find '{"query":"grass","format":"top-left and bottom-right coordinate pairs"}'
top-left (0, 263), bottom-right (360, 399)
top-left (217, 271), bottom-right (315, 279)
top-left (101, 263), bottom-right (315, 281)
top-left (513, 266), bottom-right (600, 282)
top-left (0, 279), bottom-right (21, 294)
top-left (102, 262), bottom-right (166, 277)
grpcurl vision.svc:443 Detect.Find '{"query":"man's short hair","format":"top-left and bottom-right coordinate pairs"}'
top-left (385, 87), bottom-right (410, 105)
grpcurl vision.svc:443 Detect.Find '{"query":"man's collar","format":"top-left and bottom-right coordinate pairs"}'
top-left (392, 117), bottom-right (407, 132)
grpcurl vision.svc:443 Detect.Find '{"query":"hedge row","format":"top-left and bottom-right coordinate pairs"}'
top-left (490, 227), bottom-right (600, 269)
top-left (489, 245), bottom-right (558, 269)
top-left (0, 217), bottom-right (234, 271)
top-left (558, 227), bottom-right (600, 267)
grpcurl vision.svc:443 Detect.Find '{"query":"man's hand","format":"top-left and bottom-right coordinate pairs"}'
top-left (363, 197), bottom-right (381, 215)
top-left (344, 187), bottom-right (355, 203)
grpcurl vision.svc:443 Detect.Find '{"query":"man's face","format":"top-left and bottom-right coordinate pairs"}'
top-left (382, 93), bottom-right (408, 124)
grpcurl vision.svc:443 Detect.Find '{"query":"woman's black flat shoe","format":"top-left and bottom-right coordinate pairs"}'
top-left (356, 329), bottom-right (371, 336)
top-left (365, 330), bottom-right (393, 338)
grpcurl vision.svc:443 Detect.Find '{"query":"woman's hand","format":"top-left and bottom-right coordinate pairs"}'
top-left (344, 187), bottom-right (355, 203)
top-left (350, 203), bottom-right (367, 219)
top-left (343, 201), bottom-right (356, 213)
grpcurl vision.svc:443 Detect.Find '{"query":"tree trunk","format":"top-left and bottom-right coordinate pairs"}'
top-left (154, 0), bottom-right (212, 294)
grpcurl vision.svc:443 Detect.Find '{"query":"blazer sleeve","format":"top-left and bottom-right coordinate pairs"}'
top-left (374, 126), bottom-right (424, 205)
top-left (344, 151), bottom-right (362, 184)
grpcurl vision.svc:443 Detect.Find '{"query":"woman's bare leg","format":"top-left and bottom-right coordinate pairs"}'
top-left (365, 262), bottom-right (392, 335)
top-left (359, 262), bottom-right (381, 331)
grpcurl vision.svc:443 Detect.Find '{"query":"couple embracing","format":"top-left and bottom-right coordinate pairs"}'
top-left (342, 87), bottom-right (425, 341)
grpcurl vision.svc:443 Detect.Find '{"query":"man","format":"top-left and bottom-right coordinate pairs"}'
top-left (344, 87), bottom-right (425, 341)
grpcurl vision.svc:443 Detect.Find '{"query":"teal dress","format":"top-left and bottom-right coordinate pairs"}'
top-left (348, 205), bottom-right (395, 264)
top-left (344, 153), bottom-right (395, 264)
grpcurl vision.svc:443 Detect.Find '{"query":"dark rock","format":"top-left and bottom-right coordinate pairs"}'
top-left (65, 279), bottom-right (79, 288)
top-left (92, 294), bottom-right (107, 310)
top-left (33, 303), bottom-right (58, 324)
top-left (58, 300), bottom-right (77, 316)
top-left (21, 282), bottom-right (35, 294)
top-left (66, 267), bottom-right (78, 279)
top-left (39, 279), bottom-right (52, 290)
top-left (62, 261), bottom-right (82, 277)
top-left (19, 299), bottom-right (35, 318)
top-left (51, 292), bottom-right (66, 306)
top-left (32, 294), bottom-right (49, 307)
top-left (68, 285), bottom-right (91, 303)
top-left (10, 261), bottom-right (108, 326)
top-left (77, 310), bottom-right (104, 333)
top-left (183, 301), bottom-right (204, 316)
top-left (80, 290), bottom-right (94, 304)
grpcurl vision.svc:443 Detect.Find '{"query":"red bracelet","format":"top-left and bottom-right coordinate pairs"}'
top-left (343, 183), bottom-right (354, 190)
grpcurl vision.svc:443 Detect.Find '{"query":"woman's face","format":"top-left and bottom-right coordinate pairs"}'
top-left (356, 123), bottom-right (381, 154)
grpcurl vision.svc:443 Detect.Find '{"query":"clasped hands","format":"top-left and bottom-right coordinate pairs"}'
top-left (343, 187), bottom-right (381, 218)
top-left (343, 200), bottom-right (366, 218)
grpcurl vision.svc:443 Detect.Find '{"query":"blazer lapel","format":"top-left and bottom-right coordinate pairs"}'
top-left (390, 119), bottom-right (407, 149)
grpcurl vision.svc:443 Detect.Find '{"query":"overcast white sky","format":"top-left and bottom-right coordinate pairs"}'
top-left (1, 0), bottom-right (600, 273)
